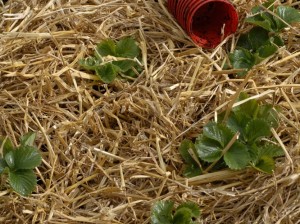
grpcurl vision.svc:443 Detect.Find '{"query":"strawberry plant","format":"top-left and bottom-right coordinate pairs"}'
top-left (180, 93), bottom-right (285, 177)
top-left (229, 0), bottom-right (300, 76)
top-left (0, 132), bottom-right (42, 196)
top-left (151, 200), bottom-right (201, 224)
top-left (79, 37), bottom-right (143, 83)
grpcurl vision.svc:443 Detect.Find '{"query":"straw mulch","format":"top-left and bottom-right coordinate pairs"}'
top-left (0, 0), bottom-right (299, 223)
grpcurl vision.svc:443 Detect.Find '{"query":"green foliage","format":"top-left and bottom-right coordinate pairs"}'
top-left (8, 170), bottom-right (37, 197)
top-left (0, 159), bottom-right (7, 174)
top-left (229, 1), bottom-right (300, 76)
top-left (115, 37), bottom-right (141, 58)
top-left (180, 93), bottom-right (284, 175)
top-left (203, 122), bottom-right (234, 147)
top-left (229, 48), bottom-right (256, 76)
top-left (151, 200), bottom-right (174, 224)
top-left (245, 1), bottom-right (300, 32)
top-left (179, 139), bottom-right (202, 177)
top-left (195, 135), bottom-right (223, 163)
top-left (20, 132), bottom-right (36, 146)
top-left (79, 37), bottom-right (143, 83)
top-left (223, 142), bottom-right (250, 170)
top-left (275, 6), bottom-right (300, 30)
top-left (0, 133), bottom-right (42, 196)
top-left (0, 137), bottom-right (14, 156)
top-left (11, 146), bottom-right (42, 170)
top-left (96, 39), bottom-right (116, 56)
top-left (95, 63), bottom-right (117, 84)
top-left (151, 200), bottom-right (201, 224)
top-left (245, 119), bottom-right (271, 143)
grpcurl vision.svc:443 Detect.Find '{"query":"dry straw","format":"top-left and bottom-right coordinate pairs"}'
top-left (0, 0), bottom-right (300, 223)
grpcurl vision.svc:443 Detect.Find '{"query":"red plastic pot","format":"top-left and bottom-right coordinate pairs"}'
top-left (168, 0), bottom-right (239, 48)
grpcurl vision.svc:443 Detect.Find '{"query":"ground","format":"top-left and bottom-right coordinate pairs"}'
top-left (0, 0), bottom-right (300, 223)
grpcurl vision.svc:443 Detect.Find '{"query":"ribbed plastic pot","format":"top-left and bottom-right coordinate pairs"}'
top-left (168, 0), bottom-right (239, 48)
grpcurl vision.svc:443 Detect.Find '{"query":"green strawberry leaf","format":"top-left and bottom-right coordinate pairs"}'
top-left (79, 57), bottom-right (102, 71)
top-left (203, 122), bottom-right (234, 148)
top-left (245, 15), bottom-right (274, 32)
top-left (257, 42), bottom-right (278, 58)
top-left (226, 102), bottom-right (258, 141)
top-left (79, 37), bottom-right (142, 84)
top-left (251, 0), bottom-right (275, 13)
top-left (4, 151), bottom-right (15, 169)
top-left (151, 200), bottom-right (174, 224)
top-left (124, 62), bottom-right (143, 78)
top-left (237, 28), bottom-right (278, 65)
top-left (112, 60), bottom-right (135, 72)
top-left (173, 207), bottom-right (192, 224)
top-left (183, 163), bottom-right (202, 178)
top-left (195, 135), bottom-right (222, 162)
top-left (226, 111), bottom-right (252, 141)
top-left (8, 169), bottom-right (37, 196)
top-left (229, 48), bottom-right (255, 76)
top-left (179, 139), bottom-right (196, 164)
top-left (271, 35), bottom-right (284, 47)
top-left (257, 104), bottom-right (279, 128)
top-left (0, 158), bottom-right (8, 174)
top-left (237, 92), bottom-right (249, 101)
top-left (253, 156), bottom-right (275, 174)
top-left (245, 119), bottom-right (272, 144)
top-left (247, 4), bottom-right (300, 32)
top-left (274, 6), bottom-right (300, 31)
top-left (225, 112), bottom-right (244, 134)
top-left (13, 145), bottom-right (42, 170)
top-left (20, 132), bottom-right (36, 147)
top-left (0, 137), bottom-right (14, 156)
top-left (252, 144), bottom-right (283, 173)
top-left (248, 144), bottom-right (260, 162)
top-left (236, 34), bottom-right (252, 50)
top-left (96, 39), bottom-right (116, 57)
top-left (209, 159), bottom-right (228, 171)
top-left (224, 141), bottom-right (250, 170)
top-left (177, 202), bottom-right (200, 218)
top-left (247, 27), bottom-right (270, 52)
top-left (95, 63), bottom-right (118, 83)
top-left (260, 12), bottom-right (277, 31)
top-left (262, 0), bottom-right (276, 11)
top-left (247, 0), bottom-right (277, 31)
top-left (238, 27), bottom-right (275, 52)
top-left (124, 68), bottom-right (138, 78)
top-left (116, 37), bottom-right (140, 58)
top-left (259, 144), bottom-right (285, 158)
top-left (237, 92), bottom-right (259, 118)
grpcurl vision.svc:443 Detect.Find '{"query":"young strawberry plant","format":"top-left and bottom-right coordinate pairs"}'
top-left (151, 200), bottom-right (201, 224)
top-left (79, 37), bottom-right (143, 83)
top-left (0, 132), bottom-right (42, 196)
top-left (180, 93), bottom-right (285, 177)
top-left (229, 0), bottom-right (300, 76)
